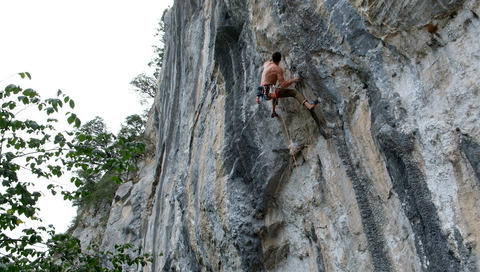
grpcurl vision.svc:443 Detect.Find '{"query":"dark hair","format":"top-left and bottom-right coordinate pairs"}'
top-left (272, 52), bottom-right (282, 63)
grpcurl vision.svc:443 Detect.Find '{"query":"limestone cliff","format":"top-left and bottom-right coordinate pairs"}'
top-left (96, 0), bottom-right (480, 271)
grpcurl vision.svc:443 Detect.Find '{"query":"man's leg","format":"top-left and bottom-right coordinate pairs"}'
top-left (277, 88), bottom-right (318, 109)
top-left (271, 98), bottom-right (279, 117)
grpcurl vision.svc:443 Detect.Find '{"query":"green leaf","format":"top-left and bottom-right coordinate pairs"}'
top-left (18, 95), bottom-right (29, 104)
top-left (69, 99), bottom-right (75, 109)
top-left (46, 107), bottom-right (54, 115)
top-left (112, 176), bottom-right (122, 183)
top-left (77, 133), bottom-right (86, 141)
top-left (74, 178), bottom-right (83, 187)
top-left (2, 101), bottom-right (13, 109)
top-left (74, 118), bottom-right (81, 128)
top-left (9, 101), bottom-right (16, 110)
top-left (18, 72), bottom-right (32, 80)
top-left (67, 114), bottom-right (75, 125)
top-left (23, 88), bottom-right (37, 98)
top-left (5, 84), bottom-right (21, 95)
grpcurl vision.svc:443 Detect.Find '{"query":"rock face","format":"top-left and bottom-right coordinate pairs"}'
top-left (96, 0), bottom-right (480, 271)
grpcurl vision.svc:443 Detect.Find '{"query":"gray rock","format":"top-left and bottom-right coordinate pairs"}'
top-left (74, 0), bottom-right (480, 271)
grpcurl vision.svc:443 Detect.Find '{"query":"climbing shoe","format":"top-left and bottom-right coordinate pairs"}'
top-left (308, 98), bottom-right (320, 110)
top-left (271, 112), bottom-right (279, 118)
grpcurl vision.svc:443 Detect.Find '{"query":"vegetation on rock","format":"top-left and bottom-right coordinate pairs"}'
top-left (0, 74), bottom-right (151, 271)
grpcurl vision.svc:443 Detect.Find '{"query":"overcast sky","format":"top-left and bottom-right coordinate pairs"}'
top-left (0, 0), bottom-right (173, 233)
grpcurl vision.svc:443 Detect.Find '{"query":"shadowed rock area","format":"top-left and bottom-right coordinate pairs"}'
top-left (75, 0), bottom-right (480, 271)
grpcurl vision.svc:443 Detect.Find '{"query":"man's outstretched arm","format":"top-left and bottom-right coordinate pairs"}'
top-left (277, 68), bottom-right (301, 88)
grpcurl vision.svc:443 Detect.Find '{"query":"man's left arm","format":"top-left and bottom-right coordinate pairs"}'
top-left (277, 68), bottom-right (301, 88)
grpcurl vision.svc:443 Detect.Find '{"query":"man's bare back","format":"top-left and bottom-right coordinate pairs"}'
top-left (260, 60), bottom-right (300, 88)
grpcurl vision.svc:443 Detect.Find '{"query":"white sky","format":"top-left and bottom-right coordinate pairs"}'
top-left (0, 0), bottom-right (173, 234)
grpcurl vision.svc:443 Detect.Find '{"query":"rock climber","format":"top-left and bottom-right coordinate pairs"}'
top-left (256, 52), bottom-right (319, 118)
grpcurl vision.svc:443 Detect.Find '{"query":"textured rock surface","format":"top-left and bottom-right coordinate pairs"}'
top-left (80, 0), bottom-right (480, 271)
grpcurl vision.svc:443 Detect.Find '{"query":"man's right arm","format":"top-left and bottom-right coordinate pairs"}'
top-left (256, 86), bottom-right (263, 104)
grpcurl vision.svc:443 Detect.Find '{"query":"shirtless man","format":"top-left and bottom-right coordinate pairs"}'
top-left (257, 52), bottom-right (318, 117)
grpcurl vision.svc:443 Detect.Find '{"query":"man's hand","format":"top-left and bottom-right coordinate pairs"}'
top-left (284, 77), bottom-right (301, 87)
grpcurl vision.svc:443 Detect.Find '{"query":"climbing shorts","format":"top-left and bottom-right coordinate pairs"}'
top-left (275, 88), bottom-right (307, 104)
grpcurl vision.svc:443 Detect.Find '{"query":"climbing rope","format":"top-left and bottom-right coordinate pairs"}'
top-left (277, 103), bottom-right (310, 204)
top-left (275, 98), bottom-right (327, 270)
top-left (278, 107), bottom-right (304, 182)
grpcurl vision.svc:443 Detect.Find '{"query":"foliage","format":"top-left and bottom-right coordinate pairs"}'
top-left (1, 232), bottom-right (152, 271)
top-left (148, 9), bottom-right (168, 77)
top-left (129, 73), bottom-right (156, 103)
top-left (118, 114), bottom-right (146, 142)
top-left (67, 114), bottom-right (146, 204)
top-left (130, 8), bottom-right (169, 104)
top-left (72, 170), bottom-right (119, 210)
top-left (0, 75), bottom-right (80, 237)
top-left (62, 115), bottom-right (146, 202)
top-left (0, 74), bottom-right (150, 271)
top-left (66, 114), bottom-right (147, 251)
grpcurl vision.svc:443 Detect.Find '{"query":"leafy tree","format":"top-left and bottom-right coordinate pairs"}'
top-left (118, 114), bottom-right (146, 142)
top-left (64, 115), bottom-right (145, 196)
top-left (148, 9), bottom-right (169, 77)
top-left (129, 73), bottom-right (157, 104)
top-left (76, 116), bottom-right (110, 150)
top-left (71, 114), bottom-right (146, 208)
top-left (10, 233), bottom-right (151, 271)
top-left (0, 73), bottom-right (151, 271)
top-left (68, 116), bottom-right (112, 200)
top-left (114, 114), bottom-right (147, 179)
top-left (130, 8), bottom-right (170, 104)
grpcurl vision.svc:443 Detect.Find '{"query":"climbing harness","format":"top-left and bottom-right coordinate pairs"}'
top-left (257, 84), bottom-right (279, 100)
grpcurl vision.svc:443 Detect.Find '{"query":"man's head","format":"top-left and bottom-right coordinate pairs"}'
top-left (272, 52), bottom-right (282, 63)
